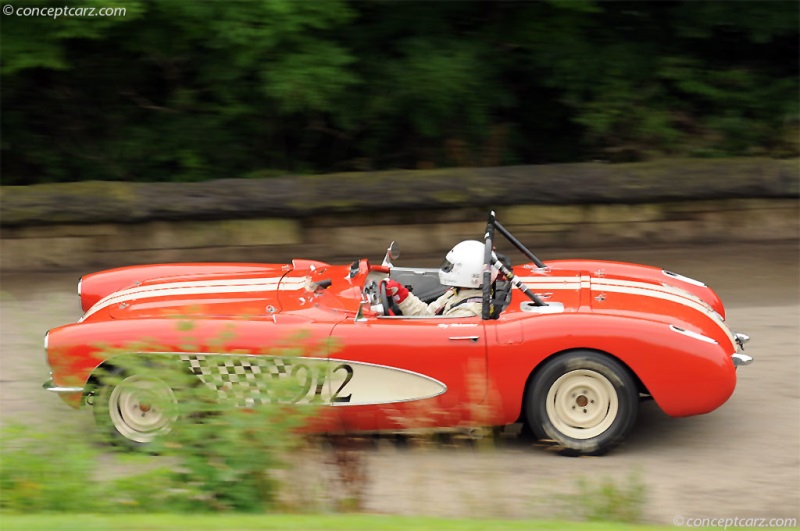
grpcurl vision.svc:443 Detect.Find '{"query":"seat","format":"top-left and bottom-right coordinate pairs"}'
top-left (388, 267), bottom-right (448, 303)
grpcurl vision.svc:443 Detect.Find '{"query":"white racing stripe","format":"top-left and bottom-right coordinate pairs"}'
top-left (596, 283), bottom-right (735, 347)
top-left (99, 276), bottom-right (289, 299)
top-left (517, 275), bottom-right (710, 309)
top-left (592, 277), bottom-right (710, 307)
top-left (514, 282), bottom-right (582, 290)
top-left (81, 276), bottom-right (308, 321)
top-left (516, 276), bottom-right (582, 290)
top-left (518, 274), bottom-right (734, 347)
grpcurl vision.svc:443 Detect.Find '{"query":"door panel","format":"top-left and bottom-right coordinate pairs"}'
top-left (329, 317), bottom-right (487, 431)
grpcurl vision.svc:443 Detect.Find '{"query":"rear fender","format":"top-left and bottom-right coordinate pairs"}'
top-left (45, 317), bottom-right (337, 406)
top-left (80, 263), bottom-right (290, 312)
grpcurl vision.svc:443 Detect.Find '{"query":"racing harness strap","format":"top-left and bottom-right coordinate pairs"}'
top-left (433, 289), bottom-right (483, 315)
top-left (450, 296), bottom-right (483, 309)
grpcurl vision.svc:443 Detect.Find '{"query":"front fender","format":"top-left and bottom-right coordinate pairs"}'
top-left (602, 318), bottom-right (737, 417)
top-left (488, 313), bottom-right (737, 422)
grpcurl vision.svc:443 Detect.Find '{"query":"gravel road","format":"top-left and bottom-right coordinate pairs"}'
top-left (1, 241), bottom-right (797, 524)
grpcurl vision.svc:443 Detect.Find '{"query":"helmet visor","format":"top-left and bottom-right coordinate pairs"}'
top-left (440, 259), bottom-right (455, 273)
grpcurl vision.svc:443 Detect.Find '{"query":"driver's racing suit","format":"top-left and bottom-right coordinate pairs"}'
top-left (397, 287), bottom-right (483, 318)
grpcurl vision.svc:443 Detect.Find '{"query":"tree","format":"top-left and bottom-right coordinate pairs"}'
top-left (1, 0), bottom-right (797, 184)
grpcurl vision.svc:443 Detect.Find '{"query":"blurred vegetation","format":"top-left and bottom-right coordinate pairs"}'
top-left (2, 349), bottom-right (630, 518)
top-left (2, 354), bottom-right (316, 513)
top-left (0, 514), bottom-right (668, 531)
top-left (575, 472), bottom-right (647, 524)
top-left (1, 0), bottom-right (797, 185)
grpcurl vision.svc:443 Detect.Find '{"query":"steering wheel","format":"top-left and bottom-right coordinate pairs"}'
top-left (379, 279), bottom-right (402, 316)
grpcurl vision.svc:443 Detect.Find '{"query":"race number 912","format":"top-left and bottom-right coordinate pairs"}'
top-left (288, 362), bottom-right (353, 404)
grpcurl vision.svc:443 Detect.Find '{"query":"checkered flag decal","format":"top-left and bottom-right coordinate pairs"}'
top-left (180, 354), bottom-right (295, 407)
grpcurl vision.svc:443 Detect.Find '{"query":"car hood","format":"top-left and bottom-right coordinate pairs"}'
top-left (515, 265), bottom-right (736, 351)
top-left (544, 259), bottom-right (725, 318)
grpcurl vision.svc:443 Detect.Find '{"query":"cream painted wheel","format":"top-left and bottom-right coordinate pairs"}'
top-left (95, 372), bottom-right (178, 447)
top-left (545, 370), bottom-right (619, 440)
top-left (526, 350), bottom-right (639, 456)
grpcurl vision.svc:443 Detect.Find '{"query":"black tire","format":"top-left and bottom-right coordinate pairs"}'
top-left (92, 367), bottom-right (179, 451)
top-left (526, 350), bottom-right (638, 456)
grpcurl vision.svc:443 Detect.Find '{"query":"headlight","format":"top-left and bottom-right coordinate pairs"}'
top-left (43, 330), bottom-right (49, 364)
top-left (77, 277), bottom-right (82, 297)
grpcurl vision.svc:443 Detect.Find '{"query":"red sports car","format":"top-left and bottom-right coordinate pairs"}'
top-left (43, 212), bottom-right (752, 455)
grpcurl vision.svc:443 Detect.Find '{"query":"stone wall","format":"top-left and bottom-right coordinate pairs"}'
top-left (2, 199), bottom-right (797, 272)
top-left (1, 158), bottom-right (797, 271)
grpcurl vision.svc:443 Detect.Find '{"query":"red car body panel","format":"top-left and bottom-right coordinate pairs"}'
top-left (47, 252), bottom-right (743, 434)
top-left (78, 263), bottom-right (293, 312)
top-left (545, 259), bottom-right (725, 319)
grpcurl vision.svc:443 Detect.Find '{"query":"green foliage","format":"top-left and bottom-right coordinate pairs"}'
top-left (0, 513), bottom-right (668, 531)
top-left (1, 1), bottom-right (797, 184)
top-left (96, 352), bottom-right (320, 512)
top-left (575, 472), bottom-right (647, 524)
top-left (1, 348), bottom-right (319, 513)
top-left (0, 0), bottom-right (146, 75)
top-left (0, 423), bottom-right (105, 512)
top-left (163, 386), bottom-right (312, 512)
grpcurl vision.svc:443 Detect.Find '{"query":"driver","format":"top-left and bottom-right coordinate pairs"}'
top-left (384, 240), bottom-right (497, 318)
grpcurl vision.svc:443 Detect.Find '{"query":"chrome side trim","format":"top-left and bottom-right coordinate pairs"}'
top-left (669, 325), bottom-right (718, 344)
top-left (732, 353), bottom-right (753, 367)
top-left (44, 330), bottom-right (50, 365)
top-left (662, 270), bottom-right (707, 287)
top-left (43, 380), bottom-right (84, 393)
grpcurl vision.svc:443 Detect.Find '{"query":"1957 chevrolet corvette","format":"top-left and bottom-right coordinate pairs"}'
top-left (43, 212), bottom-right (752, 455)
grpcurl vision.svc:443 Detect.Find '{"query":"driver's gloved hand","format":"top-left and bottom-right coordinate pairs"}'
top-left (385, 279), bottom-right (410, 303)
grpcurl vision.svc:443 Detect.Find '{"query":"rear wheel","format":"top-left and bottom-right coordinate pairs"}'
top-left (93, 369), bottom-right (178, 450)
top-left (526, 350), bottom-right (638, 456)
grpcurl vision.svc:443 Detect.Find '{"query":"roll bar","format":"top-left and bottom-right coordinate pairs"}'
top-left (483, 210), bottom-right (547, 319)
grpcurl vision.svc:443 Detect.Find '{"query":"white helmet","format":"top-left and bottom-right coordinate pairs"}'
top-left (439, 240), bottom-right (497, 288)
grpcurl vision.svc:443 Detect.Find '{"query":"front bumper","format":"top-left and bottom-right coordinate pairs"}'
top-left (732, 332), bottom-right (753, 368)
top-left (43, 379), bottom-right (85, 409)
top-left (43, 379), bottom-right (84, 393)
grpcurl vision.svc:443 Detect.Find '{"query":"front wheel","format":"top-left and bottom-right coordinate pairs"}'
top-left (93, 369), bottom-right (178, 450)
top-left (526, 350), bottom-right (639, 456)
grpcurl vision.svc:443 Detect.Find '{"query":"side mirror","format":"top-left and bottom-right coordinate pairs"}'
top-left (382, 241), bottom-right (400, 268)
